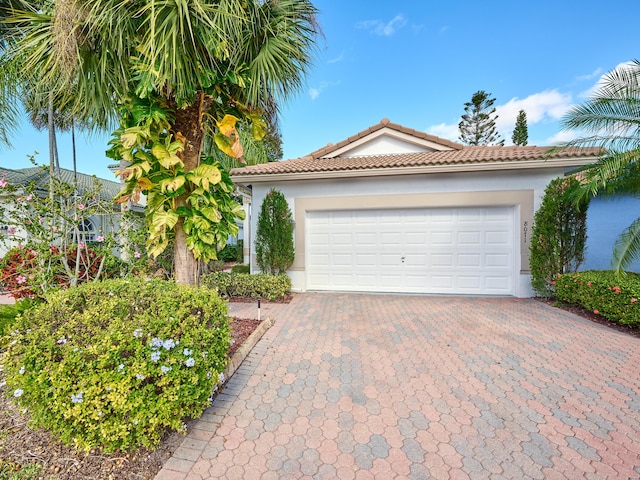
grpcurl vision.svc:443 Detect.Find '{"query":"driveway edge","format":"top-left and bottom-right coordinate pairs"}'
top-left (223, 316), bottom-right (275, 381)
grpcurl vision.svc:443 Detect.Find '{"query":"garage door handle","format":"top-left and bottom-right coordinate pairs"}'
top-left (401, 256), bottom-right (405, 263)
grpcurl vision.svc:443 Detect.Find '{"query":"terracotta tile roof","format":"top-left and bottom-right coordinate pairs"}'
top-left (231, 146), bottom-right (602, 177)
top-left (308, 118), bottom-right (463, 158)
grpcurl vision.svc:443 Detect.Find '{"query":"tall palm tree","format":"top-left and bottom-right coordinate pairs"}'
top-left (561, 60), bottom-right (640, 272)
top-left (3, 0), bottom-right (319, 284)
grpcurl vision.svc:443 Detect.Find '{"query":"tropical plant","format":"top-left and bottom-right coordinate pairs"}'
top-left (255, 189), bottom-right (295, 275)
top-left (512, 109), bottom-right (528, 146)
top-left (458, 90), bottom-right (504, 146)
top-left (560, 60), bottom-right (640, 273)
top-left (2, 0), bottom-right (319, 285)
top-left (530, 176), bottom-right (589, 297)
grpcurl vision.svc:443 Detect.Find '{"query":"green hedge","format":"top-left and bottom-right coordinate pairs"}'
top-left (202, 272), bottom-right (291, 301)
top-left (555, 270), bottom-right (640, 327)
top-left (2, 278), bottom-right (230, 452)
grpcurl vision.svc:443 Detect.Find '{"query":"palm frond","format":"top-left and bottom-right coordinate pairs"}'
top-left (612, 216), bottom-right (640, 273)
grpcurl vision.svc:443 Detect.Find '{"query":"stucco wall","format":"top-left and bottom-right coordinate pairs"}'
top-left (247, 168), bottom-right (567, 298)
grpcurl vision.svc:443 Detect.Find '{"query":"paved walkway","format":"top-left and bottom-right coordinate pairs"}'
top-left (156, 293), bottom-right (640, 479)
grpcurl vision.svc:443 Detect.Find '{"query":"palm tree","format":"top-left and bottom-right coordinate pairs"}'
top-left (3, 0), bottom-right (319, 284)
top-left (561, 60), bottom-right (640, 272)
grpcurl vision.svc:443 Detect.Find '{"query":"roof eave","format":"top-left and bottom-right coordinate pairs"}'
top-left (231, 156), bottom-right (598, 184)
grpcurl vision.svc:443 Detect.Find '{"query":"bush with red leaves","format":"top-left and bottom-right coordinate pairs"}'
top-left (1, 245), bottom-right (116, 299)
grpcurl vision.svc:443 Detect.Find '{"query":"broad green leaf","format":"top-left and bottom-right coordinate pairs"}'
top-left (187, 164), bottom-right (222, 190)
top-left (150, 210), bottom-right (179, 230)
top-left (214, 132), bottom-right (236, 158)
top-left (120, 133), bottom-right (139, 149)
top-left (249, 113), bottom-right (267, 141)
top-left (175, 206), bottom-right (192, 217)
top-left (159, 176), bottom-right (186, 193)
top-left (198, 231), bottom-right (216, 245)
top-left (192, 215), bottom-right (211, 231)
top-left (200, 206), bottom-right (221, 223)
top-left (151, 143), bottom-right (183, 169)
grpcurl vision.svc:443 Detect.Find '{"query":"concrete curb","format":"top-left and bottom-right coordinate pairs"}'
top-left (222, 316), bottom-right (275, 381)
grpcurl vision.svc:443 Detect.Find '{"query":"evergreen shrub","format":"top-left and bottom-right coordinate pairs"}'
top-left (202, 272), bottom-right (290, 301)
top-left (530, 176), bottom-right (589, 297)
top-left (255, 189), bottom-right (294, 274)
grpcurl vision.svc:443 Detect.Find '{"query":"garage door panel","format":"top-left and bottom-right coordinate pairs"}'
top-left (458, 231), bottom-right (482, 245)
top-left (332, 233), bottom-right (352, 246)
top-left (458, 276), bottom-right (482, 289)
top-left (458, 254), bottom-right (482, 267)
top-left (485, 276), bottom-right (511, 290)
top-left (380, 254), bottom-right (399, 266)
top-left (458, 209), bottom-right (483, 223)
top-left (355, 254), bottom-right (377, 266)
top-left (485, 231), bottom-right (511, 245)
top-left (431, 254), bottom-right (454, 267)
top-left (485, 253), bottom-right (511, 267)
top-left (307, 207), bottom-right (515, 295)
top-left (431, 231), bottom-right (454, 245)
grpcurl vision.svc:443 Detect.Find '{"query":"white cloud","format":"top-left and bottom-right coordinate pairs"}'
top-left (576, 67), bottom-right (603, 82)
top-left (327, 52), bottom-right (345, 64)
top-left (308, 81), bottom-right (341, 101)
top-left (546, 130), bottom-right (582, 145)
top-left (426, 122), bottom-right (459, 142)
top-left (357, 14), bottom-right (407, 37)
top-left (495, 90), bottom-right (573, 131)
top-left (578, 61), bottom-right (635, 99)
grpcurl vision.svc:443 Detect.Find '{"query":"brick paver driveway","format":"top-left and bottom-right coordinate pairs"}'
top-left (157, 293), bottom-right (640, 479)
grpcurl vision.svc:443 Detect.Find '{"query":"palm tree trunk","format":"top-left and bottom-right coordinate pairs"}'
top-left (171, 93), bottom-right (213, 285)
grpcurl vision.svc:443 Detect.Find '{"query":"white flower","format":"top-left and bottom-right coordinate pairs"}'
top-left (206, 371), bottom-right (212, 379)
top-left (117, 364), bottom-right (125, 373)
top-left (108, 291), bottom-right (114, 297)
top-left (151, 351), bottom-right (161, 362)
top-left (71, 392), bottom-right (83, 404)
top-left (57, 337), bottom-right (67, 345)
top-left (136, 374), bottom-right (145, 381)
top-left (183, 348), bottom-right (192, 356)
top-left (218, 372), bottom-right (225, 383)
top-left (13, 389), bottom-right (24, 398)
top-left (185, 357), bottom-right (195, 367)
top-left (19, 366), bottom-right (25, 375)
top-left (162, 339), bottom-right (176, 350)
top-left (133, 329), bottom-right (143, 338)
top-left (160, 365), bottom-right (172, 374)
top-left (98, 411), bottom-right (103, 417)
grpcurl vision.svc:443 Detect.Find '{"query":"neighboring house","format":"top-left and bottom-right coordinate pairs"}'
top-left (0, 166), bottom-right (133, 257)
top-left (231, 118), bottom-right (600, 298)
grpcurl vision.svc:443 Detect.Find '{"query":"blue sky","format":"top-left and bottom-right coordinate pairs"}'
top-left (1, 0), bottom-right (639, 179)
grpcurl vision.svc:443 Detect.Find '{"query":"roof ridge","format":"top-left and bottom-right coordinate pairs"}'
top-left (306, 119), bottom-right (464, 159)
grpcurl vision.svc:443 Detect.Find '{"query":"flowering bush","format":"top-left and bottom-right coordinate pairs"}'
top-left (202, 271), bottom-right (291, 301)
top-left (0, 166), bottom-right (122, 298)
top-left (2, 278), bottom-right (230, 452)
top-left (555, 270), bottom-right (640, 327)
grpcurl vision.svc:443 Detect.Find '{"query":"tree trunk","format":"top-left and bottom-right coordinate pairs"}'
top-left (170, 93), bottom-right (213, 285)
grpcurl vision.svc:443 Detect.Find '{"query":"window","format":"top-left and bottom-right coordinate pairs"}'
top-left (71, 218), bottom-right (95, 243)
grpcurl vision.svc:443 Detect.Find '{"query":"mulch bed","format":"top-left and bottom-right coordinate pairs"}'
top-left (0, 316), bottom-right (263, 480)
top-left (536, 297), bottom-right (640, 339)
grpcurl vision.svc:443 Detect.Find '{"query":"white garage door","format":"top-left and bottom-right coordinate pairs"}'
top-left (306, 207), bottom-right (515, 295)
